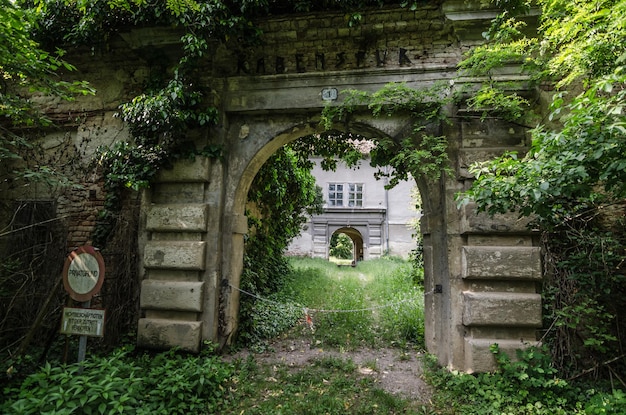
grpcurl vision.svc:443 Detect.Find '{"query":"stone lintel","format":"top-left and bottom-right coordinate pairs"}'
top-left (224, 67), bottom-right (457, 113)
top-left (463, 291), bottom-right (542, 327)
top-left (462, 246), bottom-right (541, 280)
top-left (146, 204), bottom-right (208, 232)
top-left (144, 241), bottom-right (206, 270)
top-left (464, 338), bottom-right (534, 373)
top-left (140, 280), bottom-right (204, 312)
top-left (137, 318), bottom-right (202, 353)
top-left (155, 157), bottom-right (211, 183)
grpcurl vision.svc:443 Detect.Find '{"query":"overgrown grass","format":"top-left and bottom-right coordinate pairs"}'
top-left (5, 256), bottom-right (624, 414)
top-left (241, 256), bottom-right (425, 350)
top-left (240, 256), bottom-right (626, 414)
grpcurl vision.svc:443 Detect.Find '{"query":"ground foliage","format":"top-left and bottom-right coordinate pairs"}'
top-left (1, 344), bottom-right (234, 415)
top-left (240, 257), bottom-right (425, 351)
top-left (425, 344), bottom-right (626, 414)
top-left (3, 257), bottom-right (624, 414)
top-left (457, 0), bottom-right (626, 380)
top-left (226, 354), bottom-right (424, 415)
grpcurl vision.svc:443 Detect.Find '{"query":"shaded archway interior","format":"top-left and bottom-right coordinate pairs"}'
top-left (332, 227), bottom-right (364, 263)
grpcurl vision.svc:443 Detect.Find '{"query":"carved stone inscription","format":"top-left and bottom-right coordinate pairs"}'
top-left (236, 48), bottom-right (416, 75)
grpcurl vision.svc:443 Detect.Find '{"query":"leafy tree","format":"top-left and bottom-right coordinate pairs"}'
top-left (242, 145), bottom-right (324, 295)
top-left (330, 233), bottom-right (353, 260)
top-left (459, 0), bottom-right (626, 376)
top-left (0, 0), bottom-right (93, 188)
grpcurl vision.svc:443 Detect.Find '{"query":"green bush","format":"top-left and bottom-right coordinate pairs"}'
top-left (585, 389), bottom-right (626, 415)
top-left (237, 297), bottom-right (303, 349)
top-left (424, 345), bottom-right (626, 415)
top-left (1, 345), bottom-right (233, 415)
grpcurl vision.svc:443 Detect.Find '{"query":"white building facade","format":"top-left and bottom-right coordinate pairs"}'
top-left (287, 156), bottom-right (419, 260)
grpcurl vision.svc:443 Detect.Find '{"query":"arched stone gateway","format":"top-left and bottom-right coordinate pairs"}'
top-left (106, 2), bottom-right (541, 372)
top-left (140, 114), bottom-right (541, 374)
top-left (331, 228), bottom-right (364, 263)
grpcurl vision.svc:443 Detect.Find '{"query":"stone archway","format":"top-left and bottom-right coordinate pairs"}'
top-left (331, 227), bottom-right (364, 263)
top-left (138, 105), bottom-right (541, 373)
top-left (134, 3), bottom-right (543, 373)
top-left (219, 119), bottom-right (408, 346)
top-left (2, 0), bottom-right (545, 373)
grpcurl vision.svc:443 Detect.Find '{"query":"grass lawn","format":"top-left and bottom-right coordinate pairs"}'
top-left (223, 256), bottom-right (432, 415)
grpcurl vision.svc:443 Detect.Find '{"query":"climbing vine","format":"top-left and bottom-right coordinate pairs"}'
top-left (320, 82), bottom-right (453, 187)
top-left (238, 145), bottom-right (323, 346)
top-left (457, 0), bottom-right (626, 377)
top-left (91, 72), bottom-right (223, 246)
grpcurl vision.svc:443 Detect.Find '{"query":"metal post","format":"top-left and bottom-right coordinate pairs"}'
top-left (77, 299), bottom-right (91, 365)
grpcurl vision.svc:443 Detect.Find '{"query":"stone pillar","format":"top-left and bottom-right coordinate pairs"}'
top-left (440, 111), bottom-right (541, 372)
top-left (137, 157), bottom-right (221, 352)
top-left (459, 209), bottom-right (542, 372)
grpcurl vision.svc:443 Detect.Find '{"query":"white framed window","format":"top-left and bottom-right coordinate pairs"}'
top-left (348, 183), bottom-right (363, 207)
top-left (328, 183), bottom-right (363, 207)
top-left (328, 183), bottom-right (344, 206)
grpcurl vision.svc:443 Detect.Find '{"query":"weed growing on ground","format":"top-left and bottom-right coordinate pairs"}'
top-left (274, 257), bottom-right (425, 349)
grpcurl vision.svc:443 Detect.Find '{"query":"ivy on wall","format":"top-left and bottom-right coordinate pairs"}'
top-left (457, 0), bottom-right (626, 377)
top-left (237, 145), bottom-right (324, 346)
top-left (14, 0), bottom-right (437, 248)
top-left (320, 81), bottom-right (453, 189)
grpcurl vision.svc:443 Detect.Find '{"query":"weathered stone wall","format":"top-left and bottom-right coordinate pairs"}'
top-left (221, 4), bottom-right (458, 77)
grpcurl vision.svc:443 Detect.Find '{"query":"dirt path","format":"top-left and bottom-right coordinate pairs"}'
top-left (228, 336), bottom-right (433, 402)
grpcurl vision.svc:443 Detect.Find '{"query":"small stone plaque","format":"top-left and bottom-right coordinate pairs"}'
top-left (321, 88), bottom-right (338, 101)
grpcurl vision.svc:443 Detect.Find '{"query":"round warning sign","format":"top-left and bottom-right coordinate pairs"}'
top-left (62, 246), bottom-right (105, 302)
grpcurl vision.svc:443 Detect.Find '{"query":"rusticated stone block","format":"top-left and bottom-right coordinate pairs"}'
top-left (461, 118), bottom-right (526, 148)
top-left (151, 183), bottom-right (206, 204)
top-left (137, 318), bottom-right (202, 352)
top-left (457, 148), bottom-right (509, 178)
top-left (462, 203), bottom-right (534, 234)
top-left (144, 241), bottom-right (206, 270)
top-left (155, 157), bottom-right (210, 183)
top-left (146, 204), bottom-right (208, 232)
top-left (464, 338), bottom-right (533, 373)
top-left (140, 280), bottom-right (204, 312)
top-left (463, 291), bottom-right (542, 327)
top-left (462, 246), bottom-right (542, 280)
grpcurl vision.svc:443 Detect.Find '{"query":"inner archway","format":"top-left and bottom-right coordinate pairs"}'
top-left (329, 228), bottom-right (363, 265)
top-left (225, 119), bottom-right (429, 357)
